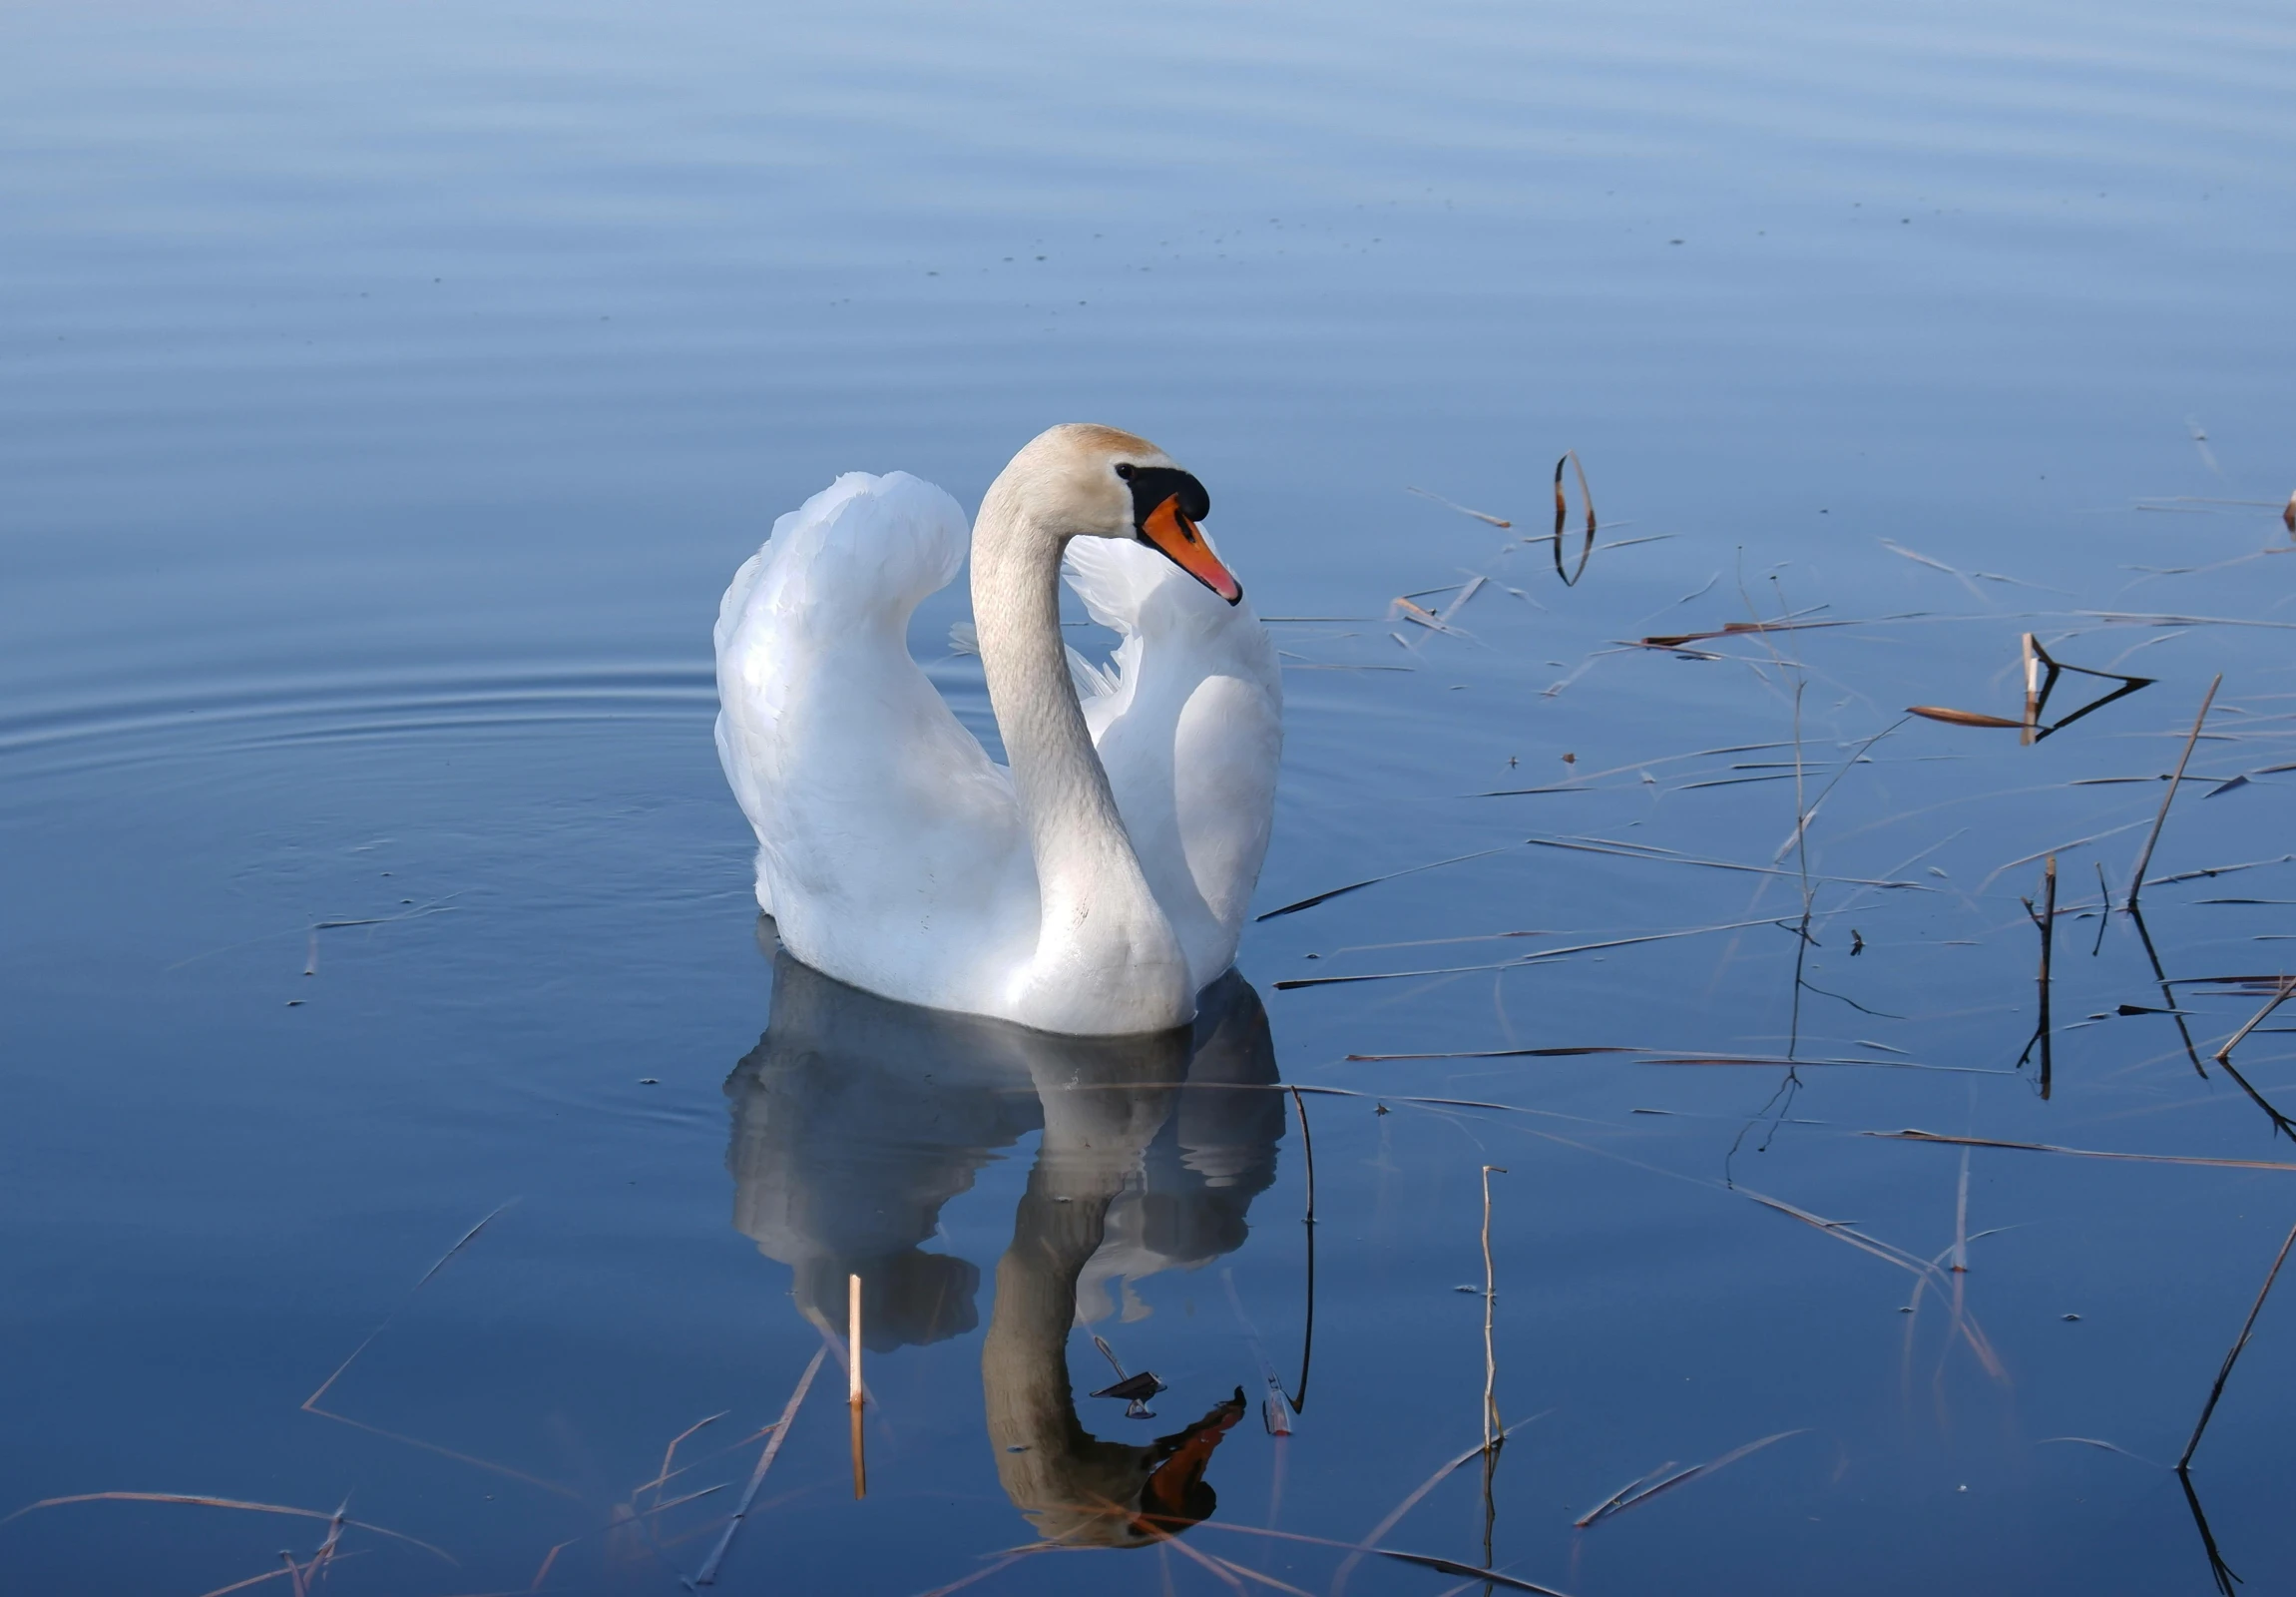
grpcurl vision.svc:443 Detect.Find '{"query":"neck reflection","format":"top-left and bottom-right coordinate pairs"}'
top-left (723, 948), bottom-right (1284, 1545)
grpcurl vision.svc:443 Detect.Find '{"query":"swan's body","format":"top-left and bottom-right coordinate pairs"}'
top-left (714, 425), bottom-right (1281, 1036)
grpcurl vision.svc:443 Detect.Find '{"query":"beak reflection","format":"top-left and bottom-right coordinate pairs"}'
top-left (724, 946), bottom-right (1284, 1546)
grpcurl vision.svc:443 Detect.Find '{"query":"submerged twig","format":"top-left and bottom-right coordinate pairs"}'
top-left (1328, 1421), bottom-right (1543, 1597)
top-left (691, 1345), bottom-right (827, 1586)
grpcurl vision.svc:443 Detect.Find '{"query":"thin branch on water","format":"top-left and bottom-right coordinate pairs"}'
top-left (1274, 916), bottom-right (1796, 990)
top-left (1573, 1430), bottom-right (1807, 1528)
top-left (2213, 975), bottom-right (2296, 1066)
top-left (2128, 675), bottom-right (2224, 910)
top-left (0, 1494), bottom-right (454, 1565)
top-left (1864, 1130), bottom-right (2296, 1172)
top-left (2177, 1218), bottom-right (2296, 1473)
top-left (1255, 848), bottom-right (1512, 921)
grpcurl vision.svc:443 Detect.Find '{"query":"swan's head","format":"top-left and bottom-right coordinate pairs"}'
top-left (1000, 423), bottom-right (1242, 605)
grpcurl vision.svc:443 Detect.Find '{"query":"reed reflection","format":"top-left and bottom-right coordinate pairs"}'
top-left (724, 947), bottom-right (1283, 1544)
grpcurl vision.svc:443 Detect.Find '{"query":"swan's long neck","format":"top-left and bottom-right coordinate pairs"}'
top-left (972, 484), bottom-right (1189, 1032)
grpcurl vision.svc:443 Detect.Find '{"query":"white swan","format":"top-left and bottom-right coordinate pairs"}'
top-left (713, 423), bottom-right (1282, 1036)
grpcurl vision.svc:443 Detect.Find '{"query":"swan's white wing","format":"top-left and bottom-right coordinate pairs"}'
top-left (1063, 538), bottom-right (1283, 991)
top-left (716, 472), bottom-right (1038, 1010)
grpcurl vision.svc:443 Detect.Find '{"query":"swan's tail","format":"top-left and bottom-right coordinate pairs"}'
top-left (714, 471), bottom-right (972, 908)
top-left (716, 472), bottom-right (969, 657)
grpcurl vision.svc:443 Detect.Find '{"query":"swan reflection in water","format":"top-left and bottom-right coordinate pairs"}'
top-left (723, 946), bottom-right (1286, 1546)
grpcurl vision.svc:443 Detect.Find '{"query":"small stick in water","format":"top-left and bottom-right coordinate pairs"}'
top-left (2213, 975), bottom-right (2296, 1067)
top-left (2178, 1218), bottom-right (2296, 1472)
top-left (2022, 633), bottom-right (2042, 747)
top-left (2038, 854), bottom-right (2057, 1097)
top-left (2019, 854), bottom-right (2058, 1098)
top-left (2128, 675), bottom-right (2223, 910)
top-left (849, 1273), bottom-right (866, 1499)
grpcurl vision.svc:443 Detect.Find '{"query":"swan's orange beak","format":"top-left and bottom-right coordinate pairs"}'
top-left (1139, 494), bottom-right (1242, 605)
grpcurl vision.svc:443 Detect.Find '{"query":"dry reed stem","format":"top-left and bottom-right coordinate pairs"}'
top-left (2178, 1217), bottom-right (2296, 1472)
top-left (849, 1271), bottom-right (866, 1498)
top-left (1406, 487), bottom-right (1512, 527)
top-left (0, 1493), bottom-right (453, 1564)
top-left (1550, 451), bottom-right (1597, 586)
top-left (1865, 1130), bottom-right (2296, 1172)
top-left (2128, 675), bottom-right (2223, 909)
top-left (1274, 916), bottom-right (1794, 990)
top-left (2023, 854), bottom-right (2058, 1097)
top-left (1573, 1430), bottom-right (1806, 1528)
top-left (1254, 848), bottom-right (1511, 921)
top-left (1327, 1419), bottom-right (1543, 1597)
top-left (691, 1345), bottom-right (827, 1586)
top-left (528, 1537), bottom-right (575, 1588)
top-left (2213, 975), bottom-right (2296, 1065)
top-left (635, 1413), bottom-right (729, 1508)
top-left (1118, 1504), bottom-right (1305, 1596)
top-left (189, 1550), bottom-right (373, 1597)
top-left (302, 1202), bottom-right (515, 1411)
top-left (295, 1202), bottom-right (583, 1501)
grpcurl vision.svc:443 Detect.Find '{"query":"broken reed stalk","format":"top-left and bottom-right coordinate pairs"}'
top-left (2026, 854), bottom-right (2057, 1099)
top-left (2214, 975), bottom-right (2296, 1066)
top-left (2178, 1218), bottom-right (2296, 1473)
top-left (849, 1273), bottom-right (866, 1499)
top-left (2127, 675), bottom-right (2222, 911)
top-left (2022, 633), bottom-right (2042, 747)
top-left (1480, 1166), bottom-right (1508, 1452)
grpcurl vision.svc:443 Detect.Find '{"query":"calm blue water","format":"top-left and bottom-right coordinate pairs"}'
top-left (5, 2), bottom-right (2294, 1592)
